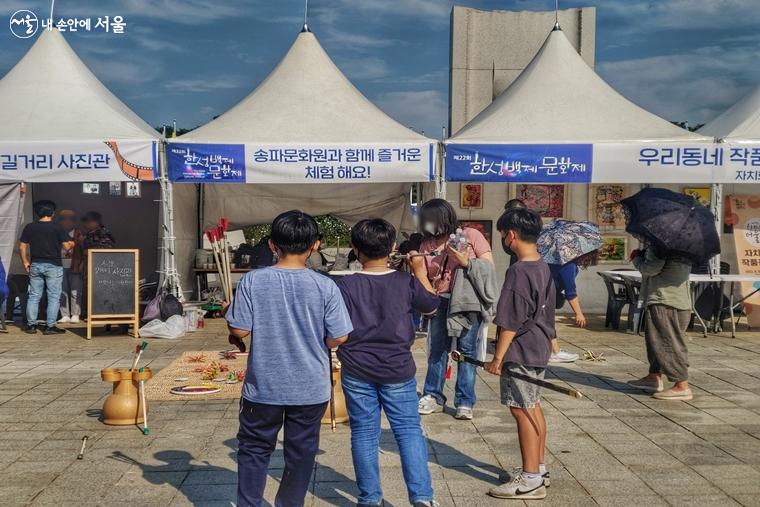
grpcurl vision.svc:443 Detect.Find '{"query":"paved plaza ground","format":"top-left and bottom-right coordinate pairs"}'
top-left (2, 315), bottom-right (760, 506)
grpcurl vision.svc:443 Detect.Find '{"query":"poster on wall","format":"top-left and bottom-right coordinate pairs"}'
top-left (514, 184), bottom-right (565, 219)
top-left (589, 185), bottom-right (626, 230)
top-left (599, 236), bottom-right (628, 263)
top-left (727, 195), bottom-right (760, 326)
top-left (683, 187), bottom-right (711, 207)
top-left (458, 220), bottom-right (492, 247)
top-left (460, 183), bottom-right (483, 209)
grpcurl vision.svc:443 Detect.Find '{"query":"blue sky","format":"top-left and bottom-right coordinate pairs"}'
top-left (2, 0), bottom-right (759, 137)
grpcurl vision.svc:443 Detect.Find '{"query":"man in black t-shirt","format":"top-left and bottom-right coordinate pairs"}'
top-left (19, 200), bottom-right (74, 334)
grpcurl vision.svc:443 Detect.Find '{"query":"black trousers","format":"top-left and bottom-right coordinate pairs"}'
top-left (237, 398), bottom-right (327, 507)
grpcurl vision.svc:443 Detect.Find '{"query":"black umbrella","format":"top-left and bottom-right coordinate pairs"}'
top-left (621, 187), bottom-right (720, 265)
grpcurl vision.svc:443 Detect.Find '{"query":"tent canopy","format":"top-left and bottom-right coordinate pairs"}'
top-left (700, 86), bottom-right (760, 142)
top-left (182, 30), bottom-right (428, 144)
top-left (0, 29), bottom-right (158, 142)
top-left (0, 29), bottom-right (159, 183)
top-left (169, 29), bottom-right (434, 184)
top-left (449, 27), bottom-right (709, 144)
top-left (444, 27), bottom-right (718, 184)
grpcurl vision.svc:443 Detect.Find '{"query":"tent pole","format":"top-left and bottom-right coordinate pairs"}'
top-left (158, 141), bottom-right (182, 299)
top-left (436, 140), bottom-right (446, 199)
top-left (710, 183), bottom-right (723, 276)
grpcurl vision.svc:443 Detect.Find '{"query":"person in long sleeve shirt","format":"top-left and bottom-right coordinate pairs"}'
top-left (628, 247), bottom-right (692, 401)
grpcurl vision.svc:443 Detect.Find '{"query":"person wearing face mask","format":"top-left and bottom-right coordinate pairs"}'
top-left (409, 199), bottom-right (495, 420)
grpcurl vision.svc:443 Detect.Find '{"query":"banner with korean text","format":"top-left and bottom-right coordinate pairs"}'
top-left (445, 142), bottom-right (760, 183)
top-left (0, 140), bottom-right (157, 182)
top-left (167, 142), bottom-right (435, 183)
top-left (728, 195), bottom-right (760, 327)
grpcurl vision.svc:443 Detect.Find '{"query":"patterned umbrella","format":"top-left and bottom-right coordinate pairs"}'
top-left (538, 219), bottom-right (602, 266)
top-left (621, 187), bottom-right (720, 264)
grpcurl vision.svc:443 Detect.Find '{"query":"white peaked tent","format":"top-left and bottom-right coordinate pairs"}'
top-left (701, 86), bottom-right (760, 142)
top-left (0, 29), bottom-right (179, 293)
top-left (168, 27), bottom-right (436, 290)
top-left (445, 26), bottom-right (717, 185)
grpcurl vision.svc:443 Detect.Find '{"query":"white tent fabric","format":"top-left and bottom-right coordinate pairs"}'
top-left (701, 86), bottom-right (760, 142)
top-left (0, 29), bottom-right (159, 142)
top-left (171, 29), bottom-right (427, 291)
top-left (451, 29), bottom-right (707, 143)
top-left (0, 29), bottom-right (159, 182)
top-left (445, 28), bottom-right (718, 184)
top-left (182, 31), bottom-right (428, 144)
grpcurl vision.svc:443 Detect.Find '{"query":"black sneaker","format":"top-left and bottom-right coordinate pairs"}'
top-left (43, 326), bottom-right (66, 335)
top-left (24, 324), bottom-right (38, 334)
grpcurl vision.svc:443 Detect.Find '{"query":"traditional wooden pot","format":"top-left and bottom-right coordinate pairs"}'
top-left (322, 366), bottom-right (349, 425)
top-left (100, 367), bottom-right (152, 425)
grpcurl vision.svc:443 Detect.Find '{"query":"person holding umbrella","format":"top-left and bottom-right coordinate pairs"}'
top-left (537, 219), bottom-right (602, 363)
top-left (621, 188), bottom-right (720, 401)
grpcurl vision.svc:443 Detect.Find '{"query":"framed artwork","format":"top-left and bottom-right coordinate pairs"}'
top-left (512, 184), bottom-right (565, 219)
top-left (589, 184), bottom-right (626, 230)
top-left (460, 183), bottom-right (483, 209)
top-left (683, 187), bottom-right (711, 208)
top-left (109, 182), bottom-right (122, 196)
top-left (82, 183), bottom-right (100, 195)
top-left (458, 220), bottom-right (493, 247)
top-left (599, 236), bottom-right (628, 263)
top-left (125, 182), bottom-right (141, 198)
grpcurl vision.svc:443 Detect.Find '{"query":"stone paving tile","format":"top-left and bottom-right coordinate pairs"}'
top-left (3, 318), bottom-right (760, 506)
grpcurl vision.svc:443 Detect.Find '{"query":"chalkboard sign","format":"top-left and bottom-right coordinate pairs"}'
top-left (87, 249), bottom-right (140, 339)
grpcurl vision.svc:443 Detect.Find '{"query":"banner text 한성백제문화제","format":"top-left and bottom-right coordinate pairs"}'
top-left (445, 143), bottom-right (760, 184)
top-left (168, 142), bottom-right (435, 183)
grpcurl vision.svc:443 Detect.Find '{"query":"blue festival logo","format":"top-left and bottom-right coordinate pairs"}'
top-left (9, 9), bottom-right (38, 39)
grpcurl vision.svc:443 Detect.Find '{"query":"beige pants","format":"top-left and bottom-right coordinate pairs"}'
top-left (645, 304), bottom-right (690, 383)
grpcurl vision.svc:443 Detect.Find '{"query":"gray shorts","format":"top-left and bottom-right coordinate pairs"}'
top-left (500, 362), bottom-right (545, 409)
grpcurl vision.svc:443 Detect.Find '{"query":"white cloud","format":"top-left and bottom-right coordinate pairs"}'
top-left (601, 0), bottom-right (760, 33)
top-left (335, 0), bottom-right (451, 22)
top-left (337, 56), bottom-right (392, 81)
top-left (374, 89), bottom-right (447, 135)
top-left (163, 78), bottom-right (244, 93)
top-left (598, 44), bottom-right (760, 125)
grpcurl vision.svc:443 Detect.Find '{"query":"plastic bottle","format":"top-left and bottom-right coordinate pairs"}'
top-left (448, 233), bottom-right (458, 249)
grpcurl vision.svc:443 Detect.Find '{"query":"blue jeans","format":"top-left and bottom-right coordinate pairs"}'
top-left (26, 263), bottom-right (63, 328)
top-left (342, 373), bottom-right (433, 505)
top-left (423, 298), bottom-right (481, 408)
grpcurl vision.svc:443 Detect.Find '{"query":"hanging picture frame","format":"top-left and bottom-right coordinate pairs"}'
top-left (510, 184), bottom-right (566, 219)
top-left (82, 183), bottom-right (100, 195)
top-left (460, 183), bottom-right (484, 209)
top-left (109, 182), bottom-right (122, 197)
top-left (588, 184), bottom-right (627, 231)
top-left (125, 181), bottom-right (141, 198)
top-left (599, 236), bottom-right (628, 263)
top-left (683, 187), bottom-right (711, 208)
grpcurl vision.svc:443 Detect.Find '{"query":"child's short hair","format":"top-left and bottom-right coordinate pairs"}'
top-left (33, 200), bottom-right (56, 218)
top-left (270, 210), bottom-right (320, 255)
top-left (496, 208), bottom-right (542, 243)
top-left (504, 198), bottom-right (527, 211)
top-left (419, 198), bottom-right (458, 237)
top-left (351, 218), bottom-right (396, 260)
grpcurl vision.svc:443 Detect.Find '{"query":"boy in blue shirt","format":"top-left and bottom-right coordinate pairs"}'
top-left (226, 210), bottom-right (353, 507)
top-left (336, 219), bottom-right (439, 507)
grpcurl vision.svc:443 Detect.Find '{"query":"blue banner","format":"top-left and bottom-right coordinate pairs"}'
top-left (168, 143), bottom-right (246, 183)
top-left (445, 144), bottom-right (593, 182)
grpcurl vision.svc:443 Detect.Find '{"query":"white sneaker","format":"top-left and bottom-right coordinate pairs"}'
top-left (500, 467), bottom-right (551, 487)
top-left (57, 316), bottom-right (71, 324)
top-left (69, 316), bottom-right (80, 324)
top-left (489, 474), bottom-right (547, 499)
top-left (549, 349), bottom-right (578, 363)
top-left (418, 394), bottom-right (442, 415)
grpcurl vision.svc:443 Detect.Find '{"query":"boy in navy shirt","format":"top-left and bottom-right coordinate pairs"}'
top-left (485, 208), bottom-right (555, 500)
top-left (336, 219), bottom-right (439, 507)
top-left (226, 210), bottom-right (353, 507)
